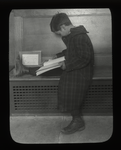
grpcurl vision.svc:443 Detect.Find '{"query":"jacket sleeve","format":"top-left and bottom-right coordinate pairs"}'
top-left (56, 49), bottom-right (67, 58)
top-left (65, 34), bottom-right (92, 72)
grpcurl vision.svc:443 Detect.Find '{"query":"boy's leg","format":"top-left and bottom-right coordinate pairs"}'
top-left (71, 109), bottom-right (82, 118)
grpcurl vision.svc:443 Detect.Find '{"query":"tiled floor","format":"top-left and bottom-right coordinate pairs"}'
top-left (10, 115), bottom-right (113, 143)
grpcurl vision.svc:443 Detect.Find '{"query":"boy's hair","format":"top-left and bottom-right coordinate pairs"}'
top-left (50, 13), bottom-right (72, 32)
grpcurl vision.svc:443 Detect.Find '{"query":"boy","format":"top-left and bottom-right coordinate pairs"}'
top-left (50, 13), bottom-right (94, 134)
top-left (14, 12), bottom-right (94, 134)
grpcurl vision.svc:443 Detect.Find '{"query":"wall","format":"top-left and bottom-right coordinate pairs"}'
top-left (9, 9), bottom-right (112, 76)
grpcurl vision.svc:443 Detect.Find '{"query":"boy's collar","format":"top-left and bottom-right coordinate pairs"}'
top-left (63, 25), bottom-right (89, 38)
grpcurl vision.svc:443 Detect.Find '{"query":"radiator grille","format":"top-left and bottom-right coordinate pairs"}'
top-left (13, 85), bottom-right (58, 111)
top-left (10, 80), bottom-right (112, 115)
top-left (83, 84), bottom-right (112, 114)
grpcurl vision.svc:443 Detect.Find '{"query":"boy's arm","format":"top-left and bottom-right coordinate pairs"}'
top-left (56, 49), bottom-right (67, 58)
top-left (65, 34), bottom-right (93, 71)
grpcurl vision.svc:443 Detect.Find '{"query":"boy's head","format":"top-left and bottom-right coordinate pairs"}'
top-left (50, 13), bottom-right (73, 37)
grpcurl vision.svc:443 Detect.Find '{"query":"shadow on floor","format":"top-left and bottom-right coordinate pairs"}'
top-left (10, 116), bottom-right (113, 143)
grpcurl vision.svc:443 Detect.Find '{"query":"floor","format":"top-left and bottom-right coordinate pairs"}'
top-left (10, 115), bottom-right (113, 144)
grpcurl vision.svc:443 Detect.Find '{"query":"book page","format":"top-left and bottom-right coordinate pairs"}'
top-left (36, 65), bottom-right (60, 76)
top-left (35, 56), bottom-right (65, 76)
top-left (36, 62), bottom-right (60, 72)
top-left (43, 56), bottom-right (65, 67)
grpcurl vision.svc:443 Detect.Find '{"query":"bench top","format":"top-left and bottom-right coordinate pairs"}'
top-left (9, 66), bottom-right (112, 81)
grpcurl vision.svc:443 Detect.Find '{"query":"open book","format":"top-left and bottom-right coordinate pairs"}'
top-left (36, 56), bottom-right (65, 76)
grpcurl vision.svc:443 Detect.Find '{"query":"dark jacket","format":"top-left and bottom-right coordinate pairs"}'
top-left (56, 25), bottom-right (94, 112)
top-left (56, 25), bottom-right (94, 72)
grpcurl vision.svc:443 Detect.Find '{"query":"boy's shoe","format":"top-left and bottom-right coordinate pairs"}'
top-left (61, 116), bottom-right (85, 134)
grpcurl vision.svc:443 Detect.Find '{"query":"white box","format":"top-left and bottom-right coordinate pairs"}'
top-left (19, 51), bottom-right (41, 67)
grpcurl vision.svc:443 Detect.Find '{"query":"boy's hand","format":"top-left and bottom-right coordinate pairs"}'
top-left (59, 61), bottom-right (66, 70)
top-left (50, 55), bottom-right (57, 60)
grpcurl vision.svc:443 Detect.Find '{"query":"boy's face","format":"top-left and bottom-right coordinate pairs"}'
top-left (55, 25), bottom-right (69, 37)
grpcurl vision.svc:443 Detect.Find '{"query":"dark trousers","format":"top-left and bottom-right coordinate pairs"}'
top-left (71, 109), bottom-right (82, 118)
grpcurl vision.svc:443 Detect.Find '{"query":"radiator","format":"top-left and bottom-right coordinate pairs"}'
top-left (10, 79), bottom-right (112, 115)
